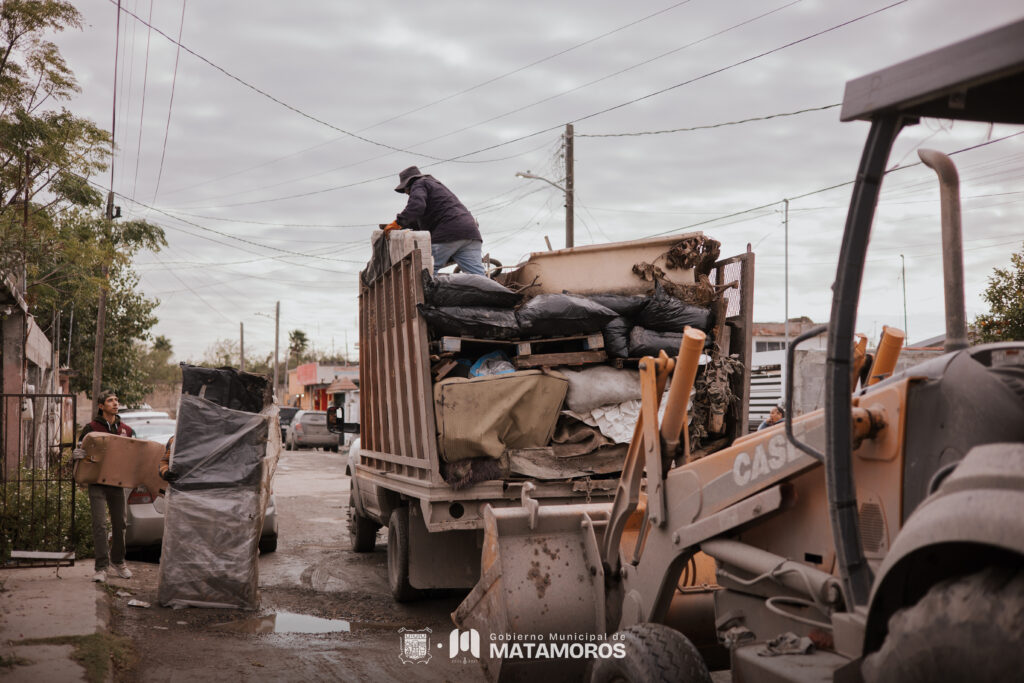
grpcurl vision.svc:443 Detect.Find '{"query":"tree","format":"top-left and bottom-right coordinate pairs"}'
top-left (1, 3), bottom-right (167, 403)
top-left (1, 1), bottom-right (109, 274)
top-left (288, 329), bottom-right (310, 365)
top-left (974, 244), bottom-right (1024, 343)
top-left (138, 335), bottom-right (179, 386)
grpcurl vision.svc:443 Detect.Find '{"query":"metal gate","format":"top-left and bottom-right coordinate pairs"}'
top-left (1, 392), bottom-right (79, 567)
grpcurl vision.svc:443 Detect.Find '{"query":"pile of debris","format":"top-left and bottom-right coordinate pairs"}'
top-left (378, 233), bottom-right (744, 488)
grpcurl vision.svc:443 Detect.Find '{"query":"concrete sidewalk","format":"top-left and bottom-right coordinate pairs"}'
top-left (0, 562), bottom-right (110, 682)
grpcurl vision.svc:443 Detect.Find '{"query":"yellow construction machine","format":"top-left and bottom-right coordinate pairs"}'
top-left (455, 19), bottom-right (1024, 683)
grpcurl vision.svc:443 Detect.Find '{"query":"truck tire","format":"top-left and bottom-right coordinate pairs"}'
top-left (349, 498), bottom-right (379, 553)
top-left (258, 533), bottom-right (278, 554)
top-left (387, 507), bottom-right (421, 602)
top-left (589, 623), bottom-right (711, 683)
top-left (862, 566), bottom-right (1024, 683)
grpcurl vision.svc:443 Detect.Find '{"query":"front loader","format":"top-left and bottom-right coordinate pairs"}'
top-left (455, 19), bottom-right (1024, 683)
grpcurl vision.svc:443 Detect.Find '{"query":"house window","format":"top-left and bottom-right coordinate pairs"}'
top-left (756, 341), bottom-right (786, 352)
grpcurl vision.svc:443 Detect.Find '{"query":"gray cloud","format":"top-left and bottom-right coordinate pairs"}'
top-left (53, 0), bottom-right (1024, 361)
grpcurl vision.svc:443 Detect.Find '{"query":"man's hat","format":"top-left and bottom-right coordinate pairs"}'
top-left (394, 166), bottom-right (424, 193)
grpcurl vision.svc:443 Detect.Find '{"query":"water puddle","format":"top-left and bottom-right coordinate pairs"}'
top-left (212, 612), bottom-right (351, 634)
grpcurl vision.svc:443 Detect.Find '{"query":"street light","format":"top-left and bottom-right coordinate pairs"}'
top-left (516, 168), bottom-right (574, 249)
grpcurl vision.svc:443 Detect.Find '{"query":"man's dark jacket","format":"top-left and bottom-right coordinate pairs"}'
top-left (395, 176), bottom-right (481, 244)
top-left (80, 415), bottom-right (135, 441)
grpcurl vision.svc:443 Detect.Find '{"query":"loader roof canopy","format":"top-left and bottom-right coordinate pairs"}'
top-left (840, 18), bottom-right (1024, 125)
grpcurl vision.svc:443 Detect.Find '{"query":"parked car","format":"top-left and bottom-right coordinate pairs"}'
top-left (124, 418), bottom-right (279, 554)
top-left (278, 406), bottom-right (300, 443)
top-left (285, 409), bottom-right (339, 452)
top-left (119, 408), bottom-right (171, 422)
top-left (124, 415), bottom-right (176, 443)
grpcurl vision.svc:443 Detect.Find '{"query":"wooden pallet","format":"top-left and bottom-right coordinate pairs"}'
top-left (433, 333), bottom-right (608, 370)
top-left (438, 333), bottom-right (604, 355)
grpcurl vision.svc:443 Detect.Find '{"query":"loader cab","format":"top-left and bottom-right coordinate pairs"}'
top-left (817, 18), bottom-right (1024, 612)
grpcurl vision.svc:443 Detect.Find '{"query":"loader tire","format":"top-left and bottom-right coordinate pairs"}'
top-left (589, 623), bottom-right (711, 683)
top-left (349, 498), bottom-right (379, 553)
top-left (862, 566), bottom-right (1024, 683)
top-left (387, 507), bottom-right (421, 602)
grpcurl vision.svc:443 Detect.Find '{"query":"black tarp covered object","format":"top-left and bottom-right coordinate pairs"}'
top-left (157, 365), bottom-right (280, 610)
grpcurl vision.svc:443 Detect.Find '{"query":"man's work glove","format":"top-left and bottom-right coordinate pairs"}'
top-left (383, 221), bottom-right (401, 233)
top-left (160, 469), bottom-right (180, 483)
top-left (72, 447), bottom-right (86, 460)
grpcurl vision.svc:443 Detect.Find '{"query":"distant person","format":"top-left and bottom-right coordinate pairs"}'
top-left (159, 436), bottom-right (178, 483)
top-left (76, 390), bottom-right (135, 583)
top-left (758, 403), bottom-right (785, 431)
top-left (384, 166), bottom-right (485, 275)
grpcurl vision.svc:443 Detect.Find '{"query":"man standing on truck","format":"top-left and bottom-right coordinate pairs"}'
top-left (384, 166), bottom-right (486, 275)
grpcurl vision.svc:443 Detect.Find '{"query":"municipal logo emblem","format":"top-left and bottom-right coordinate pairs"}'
top-left (398, 627), bottom-right (432, 664)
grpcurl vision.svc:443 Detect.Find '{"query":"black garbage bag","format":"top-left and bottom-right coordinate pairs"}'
top-left (602, 316), bottom-right (631, 358)
top-left (517, 294), bottom-right (617, 338)
top-left (628, 326), bottom-right (684, 357)
top-left (636, 281), bottom-right (712, 333)
top-left (417, 304), bottom-right (521, 340)
top-left (360, 231), bottom-right (393, 286)
top-left (568, 292), bottom-right (650, 318)
top-left (423, 272), bottom-right (521, 308)
top-left (179, 364), bottom-right (272, 414)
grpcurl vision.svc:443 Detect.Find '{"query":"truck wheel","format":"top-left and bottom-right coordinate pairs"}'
top-left (387, 507), bottom-right (421, 602)
top-left (349, 498), bottom-right (379, 553)
top-left (862, 566), bottom-right (1024, 682)
top-left (589, 623), bottom-right (711, 683)
top-left (258, 533), bottom-right (278, 554)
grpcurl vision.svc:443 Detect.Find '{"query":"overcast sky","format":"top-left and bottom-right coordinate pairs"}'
top-left (52, 0), bottom-right (1024, 363)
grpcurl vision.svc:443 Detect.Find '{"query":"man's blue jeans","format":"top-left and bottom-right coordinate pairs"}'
top-left (432, 239), bottom-right (485, 275)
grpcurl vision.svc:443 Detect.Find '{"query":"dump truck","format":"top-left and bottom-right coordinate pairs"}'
top-left (330, 231), bottom-right (754, 601)
top-left (453, 19), bottom-right (1024, 682)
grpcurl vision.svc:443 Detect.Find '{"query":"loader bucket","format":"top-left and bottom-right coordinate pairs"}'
top-left (453, 499), bottom-right (613, 682)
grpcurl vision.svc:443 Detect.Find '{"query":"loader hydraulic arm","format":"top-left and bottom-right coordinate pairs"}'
top-left (600, 328), bottom-right (706, 576)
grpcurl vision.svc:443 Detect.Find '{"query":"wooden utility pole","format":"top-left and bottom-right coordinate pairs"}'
top-left (239, 322), bottom-right (245, 371)
top-left (273, 301), bottom-right (280, 398)
top-left (91, 195), bottom-right (113, 417)
top-left (564, 123), bottom-right (574, 249)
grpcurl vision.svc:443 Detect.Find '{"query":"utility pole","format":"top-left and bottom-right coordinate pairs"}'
top-left (783, 199), bottom-right (789, 348)
top-left (239, 322), bottom-right (245, 371)
top-left (273, 301), bottom-right (280, 398)
top-left (564, 123), bottom-right (574, 249)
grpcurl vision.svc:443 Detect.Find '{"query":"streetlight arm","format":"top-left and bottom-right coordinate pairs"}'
top-left (515, 171), bottom-right (567, 193)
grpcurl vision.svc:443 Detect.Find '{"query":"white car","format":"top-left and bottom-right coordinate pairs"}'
top-left (123, 417), bottom-right (279, 554)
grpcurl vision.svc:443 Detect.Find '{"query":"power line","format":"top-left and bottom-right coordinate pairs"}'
top-left (402, 0), bottom-right (805, 153)
top-left (130, 0), bottom-right (154, 200)
top-left (577, 103), bottom-right (841, 137)
top-left (186, 2), bottom-right (909, 211)
top-left (566, 1), bottom-right (908, 130)
top-left (109, 0), bottom-right (457, 163)
top-left (133, 2), bottom-right (700, 197)
top-left (151, 0), bottom-right (187, 204)
top-left (362, 1), bottom-right (700, 134)
top-left (641, 130), bottom-right (1024, 239)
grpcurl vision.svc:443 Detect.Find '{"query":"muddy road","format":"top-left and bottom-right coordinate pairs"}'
top-left (111, 448), bottom-right (486, 682)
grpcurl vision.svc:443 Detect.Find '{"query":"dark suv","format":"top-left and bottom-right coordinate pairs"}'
top-left (279, 406), bottom-right (300, 443)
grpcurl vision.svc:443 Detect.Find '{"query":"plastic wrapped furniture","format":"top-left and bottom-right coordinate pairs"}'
top-left (157, 366), bottom-right (280, 610)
